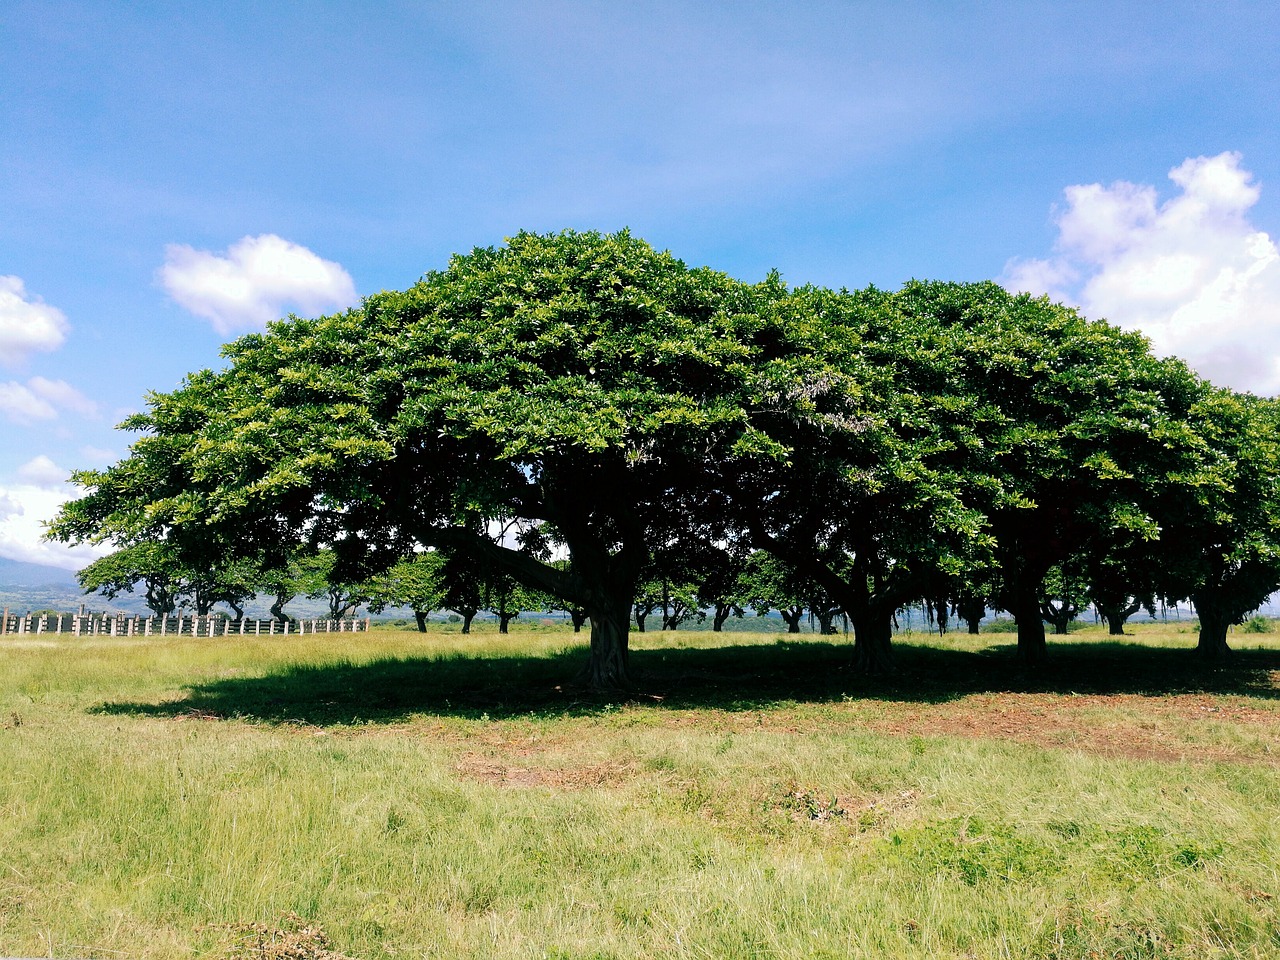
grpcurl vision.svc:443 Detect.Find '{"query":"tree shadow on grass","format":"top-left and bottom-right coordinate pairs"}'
top-left (91, 635), bottom-right (1280, 725)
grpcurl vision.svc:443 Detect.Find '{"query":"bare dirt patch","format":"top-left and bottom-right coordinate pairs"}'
top-left (455, 752), bottom-right (640, 788)
top-left (647, 692), bottom-right (1280, 765)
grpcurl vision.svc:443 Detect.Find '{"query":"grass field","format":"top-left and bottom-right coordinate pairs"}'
top-left (1, 621), bottom-right (1278, 959)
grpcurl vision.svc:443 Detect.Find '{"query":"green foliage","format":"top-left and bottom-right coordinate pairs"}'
top-left (43, 231), bottom-right (1280, 682)
top-left (76, 543), bottom-right (181, 616)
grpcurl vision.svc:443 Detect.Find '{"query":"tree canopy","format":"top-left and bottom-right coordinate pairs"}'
top-left (48, 229), bottom-right (1280, 689)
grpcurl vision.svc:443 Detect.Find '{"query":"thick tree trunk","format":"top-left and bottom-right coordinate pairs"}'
top-left (1096, 600), bottom-right (1141, 636)
top-left (414, 610), bottom-right (428, 632)
top-left (570, 610), bottom-right (586, 633)
top-left (270, 594), bottom-right (292, 623)
top-left (1194, 601), bottom-right (1232, 660)
top-left (713, 604), bottom-right (729, 632)
top-left (816, 608), bottom-right (836, 635)
top-left (957, 595), bottom-right (984, 634)
top-left (460, 611), bottom-right (475, 634)
top-left (851, 607), bottom-right (896, 675)
top-left (1011, 591), bottom-right (1048, 665)
top-left (498, 612), bottom-right (515, 633)
top-left (781, 607), bottom-right (803, 633)
top-left (580, 602), bottom-right (633, 692)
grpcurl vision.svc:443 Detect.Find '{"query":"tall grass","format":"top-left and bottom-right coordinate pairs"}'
top-left (1, 624), bottom-right (1278, 958)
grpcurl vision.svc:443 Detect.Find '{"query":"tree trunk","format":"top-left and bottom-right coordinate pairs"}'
top-left (1097, 599), bottom-right (1141, 636)
top-left (851, 607), bottom-right (895, 674)
top-left (816, 608), bottom-right (836, 635)
top-left (270, 593), bottom-right (292, 623)
top-left (580, 602), bottom-right (632, 692)
top-left (633, 604), bottom-right (649, 632)
top-left (460, 610), bottom-right (475, 634)
top-left (780, 607), bottom-right (803, 633)
top-left (570, 610), bottom-right (586, 633)
top-left (414, 610), bottom-right (428, 632)
top-left (498, 612), bottom-right (515, 633)
top-left (957, 595), bottom-right (984, 634)
top-left (1012, 591), bottom-right (1048, 665)
top-left (1194, 600), bottom-right (1232, 660)
top-left (713, 604), bottom-right (729, 632)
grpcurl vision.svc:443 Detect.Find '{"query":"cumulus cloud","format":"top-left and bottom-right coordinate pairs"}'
top-left (0, 492), bottom-right (21, 522)
top-left (0, 377), bottom-right (98, 425)
top-left (16, 455), bottom-right (68, 488)
top-left (0, 480), bottom-right (107, 570)
top-left (159, 234), bottom-right (359, 335)
top-left (0, 276), bottom-right (69, 367)
top-left (1002, 152), bottom-right (1280, 394)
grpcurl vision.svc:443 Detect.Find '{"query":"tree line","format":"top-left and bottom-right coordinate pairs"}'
top-left (49, 230), bottom-right (1280, 690)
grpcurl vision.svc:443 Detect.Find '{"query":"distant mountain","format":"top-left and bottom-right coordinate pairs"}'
top-left (0, 557), bottom-right (81, 590)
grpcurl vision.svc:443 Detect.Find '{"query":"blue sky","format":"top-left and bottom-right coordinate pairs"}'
top-left (3, 0), bottom-right (1279, 567)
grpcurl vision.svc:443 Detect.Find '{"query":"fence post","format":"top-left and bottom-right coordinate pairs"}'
top-left (19, 615), bottom-right (27, 635)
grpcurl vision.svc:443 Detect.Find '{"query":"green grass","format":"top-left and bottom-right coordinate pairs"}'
top-left (2, 623), bottom-right (1279, 958)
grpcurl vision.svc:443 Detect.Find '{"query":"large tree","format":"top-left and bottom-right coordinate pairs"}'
top-left (49, 231), bottom-right (791, 691)
top-left (1158, 390), bottom-right (1280, 659)
top-left (77, 542), bottom-right (182, 616)
top-left (734, 284), bottom-right (996, 672)
top-left (890, 281), bottom-right (1214, 664)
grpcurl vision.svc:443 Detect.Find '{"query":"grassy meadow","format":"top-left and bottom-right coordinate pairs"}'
top-left (1, 619), bottom-right (1279, 959)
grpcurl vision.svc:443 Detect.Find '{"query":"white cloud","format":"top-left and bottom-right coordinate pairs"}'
top-left (0, 381), bottom-right (57, 423)
top-left (0, 276), bottom-right (69, 367)
top-left (27, 376), bottom-right (99, 418)
top-left (0, 482), bottom-right (108, 570)
top-left (1002, 152), bottom-right (1280, 394)
top-left (17, 455), bottom-right (68, 489)
top-left (159, 234), bottom-right (359, 335)
top-left (0, 492), bottom-right (21, 522)
top-left (79, 445), bottom-right (116, 465)
top-left (0, 377), bottom-right (98, 425)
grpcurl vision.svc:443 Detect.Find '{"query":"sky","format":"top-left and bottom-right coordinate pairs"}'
top-left (2, 0), bottom-right (1280, 569)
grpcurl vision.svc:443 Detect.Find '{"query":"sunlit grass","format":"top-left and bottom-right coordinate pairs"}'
top-left (1, 622), bottom-right (1278, 958)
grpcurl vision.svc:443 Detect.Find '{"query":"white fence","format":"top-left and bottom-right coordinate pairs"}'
top-left (0, 610), bottom-right (371, 637)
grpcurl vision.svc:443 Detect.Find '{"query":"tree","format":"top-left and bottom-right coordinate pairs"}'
top-left (734, 284), bottom-right (995, 672)
top-left (1038, 562), bottom-right (1090, 635)
top-left (435, 550), bottom-right (484, 634)
top-left (890, 281), bottom-right (1214, 665)
top-left (366, 552), bottom-right (445, 631)
top-left (737, 551), bottom-right (808, 633)
top-left (296, 549), bottom-right (370, 619)
top-left (482, 570), bottom-right (548, 634)
top-left (48, 231), bottom-right (792, 692)
top-left (76, 542), bottom-right (181, 616)
top-left (1158, 391), bottom-right (1280, 659)
top-left (692, 543), bottom-right (747, 632)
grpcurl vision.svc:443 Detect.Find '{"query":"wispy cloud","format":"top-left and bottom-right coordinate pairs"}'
top-left (0, 377), bottom-right (99, 425)
top-left (0, 276), bottom-right (69, 367)
top-left (159, 234), bottom-right (358, 335)
top-left (1003, 152), bottom-right (1280, 394)
top-left (16, 455), bottom-right (69, 489)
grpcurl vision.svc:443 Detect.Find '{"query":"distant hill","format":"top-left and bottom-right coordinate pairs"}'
top-left (0, 557), bottom-right (81, 590)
